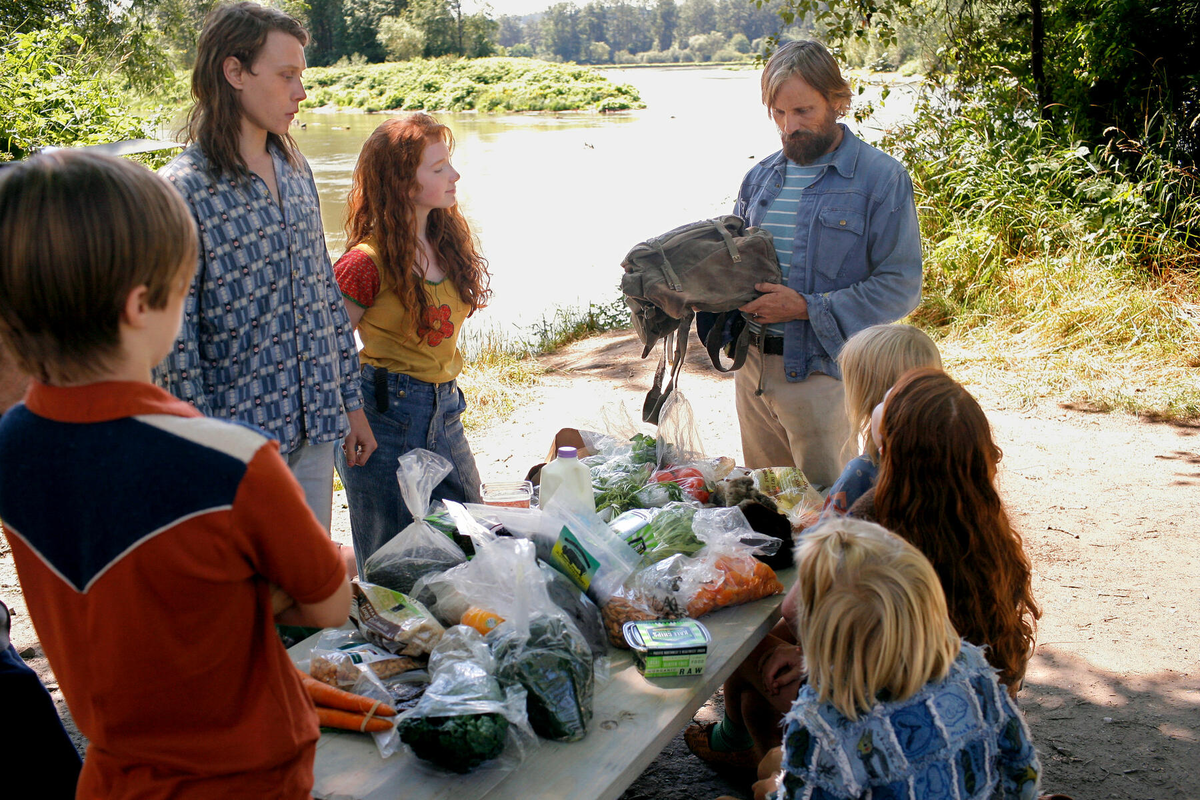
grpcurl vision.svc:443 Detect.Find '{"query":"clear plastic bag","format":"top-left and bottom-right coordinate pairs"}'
top-left (490, 612), bottom-right (595, 742)
top-left (750, 466), bottom-right (823, 513)
top-left (539, 562), bottom-right (608, 659)
top-left (674, 507), bottom-right (784, 618)
top-left (620, 507), bottom-right (784, 621)
top-left (541, 504), bottom-right (642, 605)
top-left (599, 577), bottom-right (684, 649)
top-left (450, 538), bottom-right (596, 742)
top-left (308, 629), bottom-right (421, 688)
top-left (362, 449), bottom-right (467, 597)
top-left (350, 581), bottom-right (446, 657)
top-left (396, 626), bottom-right (536, 774)
top-left (346, 664), bottom-right (404, 758)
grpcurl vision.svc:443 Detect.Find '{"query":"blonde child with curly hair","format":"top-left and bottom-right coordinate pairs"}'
top-left (755, 518), bottom-right (1040, 800)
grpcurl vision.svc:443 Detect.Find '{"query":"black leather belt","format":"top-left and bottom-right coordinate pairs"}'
top-left (749, 332), bottom-right (784, 355)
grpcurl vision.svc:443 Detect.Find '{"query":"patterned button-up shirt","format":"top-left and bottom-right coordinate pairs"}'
top-left (155, 144), bottom-right (363, 454)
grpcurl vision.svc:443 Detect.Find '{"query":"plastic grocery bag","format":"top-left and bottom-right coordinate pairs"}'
top-left (541, 504), bottom-right (642, 605)
top-left (396, 626), bottom-right (536, 774)
top-left (363, 449), bottom-right (467, 597)
top-left (452, 538), bottom-right (595, 742)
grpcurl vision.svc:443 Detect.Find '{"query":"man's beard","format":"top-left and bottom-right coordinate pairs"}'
top-left (782, 123), bottom-right (838, 165)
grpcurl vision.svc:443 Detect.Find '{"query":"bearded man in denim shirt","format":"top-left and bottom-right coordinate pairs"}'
top-left (699, 41), bottom-right (922, 489)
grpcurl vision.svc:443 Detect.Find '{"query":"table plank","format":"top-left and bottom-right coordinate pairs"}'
top-left (290, 569), bottom-right (795, 800)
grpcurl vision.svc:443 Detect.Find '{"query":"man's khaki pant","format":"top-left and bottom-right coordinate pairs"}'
top-left (733, 347), bottom-right (852, 489)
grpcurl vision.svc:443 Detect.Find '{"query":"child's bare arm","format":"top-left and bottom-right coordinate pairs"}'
top-left (273, 575), bottom-right (351, 629)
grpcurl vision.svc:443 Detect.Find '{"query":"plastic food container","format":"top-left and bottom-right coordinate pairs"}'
top-left (622, 619), bottom-right (711, 678)
top-left (480, 480), bottom-right (534, 508)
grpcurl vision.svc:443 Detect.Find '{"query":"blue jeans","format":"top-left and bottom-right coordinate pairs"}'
top-left (335, 365), bottom-right (481, 576)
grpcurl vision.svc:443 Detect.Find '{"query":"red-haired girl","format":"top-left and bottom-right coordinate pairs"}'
top-left (333, 113), bottom-right (491, 572)
top-left (849, 367), bottom-right (1041, 690)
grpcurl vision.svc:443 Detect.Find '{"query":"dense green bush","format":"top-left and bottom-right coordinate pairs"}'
top-left (884, 77), bottom-right (1200, 417)
top-left (301, 57), bottom-right (643, 113)
top-left (0, 25), bottom-right (168, 161)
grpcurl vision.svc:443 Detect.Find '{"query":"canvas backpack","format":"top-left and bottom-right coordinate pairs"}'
top-left (620, 215), bottom-right (782, 424)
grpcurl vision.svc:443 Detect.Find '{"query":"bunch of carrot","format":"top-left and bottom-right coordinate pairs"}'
top-left (297, 667), bottom-right (396, 734)
top-left (685, 555), bottom-right (783, 618)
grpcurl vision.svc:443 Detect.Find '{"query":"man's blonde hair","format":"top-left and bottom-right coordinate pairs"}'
top-left (0, 152), bottom-right (197, 384)
top-left (794, 518), bottom-right (961, 720)
top-left (761, 40), bottom-right (852, 116)
top-left (838, 324), bottom-right (942, 460)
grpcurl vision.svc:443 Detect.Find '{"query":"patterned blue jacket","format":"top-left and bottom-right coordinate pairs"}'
top-left (773, 642), bottom-right (1041, 800)
top-left (156, 144), bottom-right (362, 453)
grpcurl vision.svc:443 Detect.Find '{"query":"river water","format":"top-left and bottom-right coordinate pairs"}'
top-left (294, 67), bottom-right (917, 347)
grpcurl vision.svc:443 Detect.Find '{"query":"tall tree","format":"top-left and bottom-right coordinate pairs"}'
top-left (496, 13), bottom-right (524, 47)
top-left (653, 0), bottom-right (676, 50)
top-left (607, 1), bottom-right (653, 54)
top-left (678, 0), bottom-right (717, 40)
top-left (541, 2), bottom-right (582, 61)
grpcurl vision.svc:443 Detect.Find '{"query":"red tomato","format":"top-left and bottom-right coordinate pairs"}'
top-left (653, 470), bottom-right (710, 503)
top-left (678, 477), bottom-right (710, 503)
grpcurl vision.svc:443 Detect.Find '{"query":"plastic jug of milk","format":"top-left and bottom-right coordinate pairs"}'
top-left (539, 446), bottom-right (596, 512)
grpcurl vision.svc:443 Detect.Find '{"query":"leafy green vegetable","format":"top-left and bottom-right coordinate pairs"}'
top-left (639, 505), bottom-right (703, 566)
top-left (397, 713), bottom-right (509, 773)
top-left (423, 507), bottom-right (457, 537)
top-left (629, 433), bottom-right (658, 466)
top-left (491, 615), bottom-right (594, 742)
top-left (593, 464), bottom-right (654, 518)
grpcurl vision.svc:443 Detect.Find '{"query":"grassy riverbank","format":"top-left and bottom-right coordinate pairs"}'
top-left (301, 57), bottom-right (643, 113)
top-left (892, 95), bottom-right (1200, 421)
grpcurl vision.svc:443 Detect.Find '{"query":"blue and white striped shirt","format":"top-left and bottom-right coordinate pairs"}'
top-left (753, 156), bottom-right (832, 336)
top-left (155, 144), bottom-right (363, 454)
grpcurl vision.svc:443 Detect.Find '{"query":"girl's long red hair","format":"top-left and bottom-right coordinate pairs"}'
top-left (343, 114), bottom-right (490, 330)
top-left (874, 368), bottom-right (1040, 692)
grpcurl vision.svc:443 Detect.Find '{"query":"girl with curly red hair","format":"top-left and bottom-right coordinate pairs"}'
top-left (333, 113), bottom-right (491, 573)
top-left (850, 367), bottom-right (1041, 691)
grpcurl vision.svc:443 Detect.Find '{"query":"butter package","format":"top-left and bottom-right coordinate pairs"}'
top-left (622, 619), bottom-right (711, 678)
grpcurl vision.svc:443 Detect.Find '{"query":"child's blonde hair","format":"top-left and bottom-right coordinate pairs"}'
top-left (838, 324), bottom-right (941, 460)
top-left (794, 518), bottom-right (961, 720)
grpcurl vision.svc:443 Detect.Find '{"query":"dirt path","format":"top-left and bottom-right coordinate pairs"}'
top-left (3, 328), bottom-right (1197, 797)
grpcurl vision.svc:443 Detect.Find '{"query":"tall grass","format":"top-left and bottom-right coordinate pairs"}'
top-left (886, 78), bottom-right (1200, 420)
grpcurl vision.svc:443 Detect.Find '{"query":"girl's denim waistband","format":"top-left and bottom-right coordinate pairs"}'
top-left (361, 363), bottom-right (458, 402)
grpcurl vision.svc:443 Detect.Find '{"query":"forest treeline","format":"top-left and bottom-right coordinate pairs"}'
top-left (1, 0), bottom-right (1198, 418)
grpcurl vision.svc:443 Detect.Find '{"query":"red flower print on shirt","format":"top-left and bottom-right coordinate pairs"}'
top-left (419, 304), bottom-right (454, 347)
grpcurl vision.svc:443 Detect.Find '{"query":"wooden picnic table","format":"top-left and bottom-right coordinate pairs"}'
top-left (289, 569), bottom-right (794, 800)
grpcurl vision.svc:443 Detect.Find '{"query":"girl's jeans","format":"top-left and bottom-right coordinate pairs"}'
top-left (335, 364), bottom-right (482, 576)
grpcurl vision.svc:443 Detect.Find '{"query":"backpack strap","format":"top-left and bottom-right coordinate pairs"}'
top-left (704, 311), bottom-right (750, 374)
top-left (642, 311), bottom-right (692, 425)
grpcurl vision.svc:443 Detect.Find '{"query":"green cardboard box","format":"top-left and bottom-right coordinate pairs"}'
top-left (623, 619), bottom-right (711, 678)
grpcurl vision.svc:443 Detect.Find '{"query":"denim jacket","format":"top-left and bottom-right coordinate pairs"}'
top-left (699, 125), bottom-right (922, 381)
